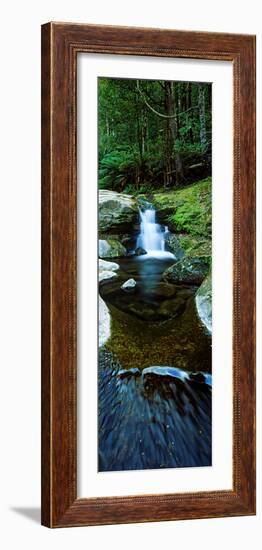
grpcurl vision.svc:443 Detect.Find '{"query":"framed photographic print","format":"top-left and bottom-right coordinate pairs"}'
top-left (41, 22), bottom-right (256, 527)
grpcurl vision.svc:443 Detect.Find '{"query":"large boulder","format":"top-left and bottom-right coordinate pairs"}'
top-left (99, 190), bottom-right (138, 233)
top-left (177, 235), bottom-right (211, 262)
top-left (163, 256), bottom-right (210, 285)
top-left (117, 368), bottom-right (141, 379)
top-left (195, 273), bottom-right (212, 333)
top-left (99, 238), bottom-right (126, 258)
top-left (151, 179), bottom-right (212, 237)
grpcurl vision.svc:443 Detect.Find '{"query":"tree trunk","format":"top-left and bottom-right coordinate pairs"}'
top-left (186, 82), bottom-right (194, 144)
top-left (141, 106), bottom-right (147, 156)
top-left (176, 83), bottom-right (182, 133)
top-left (164, 118), bottom-right (172, 188)
top-left (198, 83), bottom-right (207, 150)
top-left (165, 81), bottom-right (183, 186)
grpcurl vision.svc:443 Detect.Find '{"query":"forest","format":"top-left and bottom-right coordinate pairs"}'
top-left (98, 77), bottom-right (212, 194)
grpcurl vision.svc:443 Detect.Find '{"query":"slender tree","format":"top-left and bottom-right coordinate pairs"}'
top-left (165, 81), bottom-right (184, 186)
top-left (198, 82), bottom-right (207, 150)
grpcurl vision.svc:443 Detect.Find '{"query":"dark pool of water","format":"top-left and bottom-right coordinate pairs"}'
top-left (98, 255), bottom-right (212, 471)
top-left (100, 256), bottom-right (211, 372)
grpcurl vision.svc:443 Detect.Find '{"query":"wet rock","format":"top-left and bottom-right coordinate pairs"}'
top-left (99, 260), bottom-right (120, 346)
top-left (135, 246), bottom-right (147, 256)
top-left (165, 233), bottom-right (185, 259)
top-left (121, 278), bottom-right (137, 291)
top-left (195, 272), bottom-right (212, 334)
top-left (178, 235), bottom-right (212, 260)
top-left (163, 256), bottom-right (210, 285)
top-left (189, 371), bottom-right (212, 387)
top-left (99, 296), bottom-right (111, 348)
top-left (150, 201), bottom-right (174, 224)
top-left (142, 366), bottom-right (190, 383)
top-left (137, 196), bottom-right (153, 210)
top-left (99, 190), bottom-right (138, 233)
top-left (142, 366), bottom-right (212, 390)
top-left (99, 238), bottom-right (127, 259)
top-left (118, 368), bottom-right (141, 379)
top-left (99, 259), bottom-right (119, 283)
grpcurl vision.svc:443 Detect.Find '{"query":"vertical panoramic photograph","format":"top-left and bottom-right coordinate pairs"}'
top-left (98, 77), bottom-right (212, 472)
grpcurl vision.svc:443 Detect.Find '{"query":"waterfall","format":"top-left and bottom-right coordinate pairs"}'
top-left (136, 207), bottom-right (175, 259)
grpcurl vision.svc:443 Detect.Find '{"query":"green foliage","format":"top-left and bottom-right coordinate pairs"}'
top-left (98, 145), bottom-right (166, 193)
top-left (178, 235), bottom-right (211, 258)
top-left (123, 183), bottom-right (155, 196)
top-left (170, 179), bottom-right (211, 236)
top-left (99, 148), bottom-right (139, 190)
top-left (153, 178), bottom-right (212, 238)
top-left (98, 77), bottom-right (212, 193)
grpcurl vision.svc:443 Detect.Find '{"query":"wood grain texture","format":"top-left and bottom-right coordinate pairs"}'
top-left (41, 22), bottom-right (256, 527)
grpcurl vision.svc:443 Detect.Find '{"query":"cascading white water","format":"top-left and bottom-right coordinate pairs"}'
top-left (136, 208), bottom-right (175, 259)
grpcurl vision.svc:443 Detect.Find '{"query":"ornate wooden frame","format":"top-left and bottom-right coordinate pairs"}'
top-left (41, 22), bottom-right (256, 527)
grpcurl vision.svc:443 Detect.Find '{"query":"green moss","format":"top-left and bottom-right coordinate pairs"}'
top-left (152, 178), bottom-right (212, 238)
top-left (178, 235), bottom-right (212, 258)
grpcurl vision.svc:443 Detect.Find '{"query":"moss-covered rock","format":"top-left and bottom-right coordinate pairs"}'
top-left (163, 256), bottom-right (210, 285)
top-left (145, 179), bottom-right (212, 267)
top-left (99, 238), bottom-right (127, 258)
top-left (152, 178), bottom-right (211, 238)
top-left (195, 273), bottom-right (212, 333)
top-left (177, 235), bottom-right (211, 260)
top-left (164, 233), bottom-right (185, 259)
